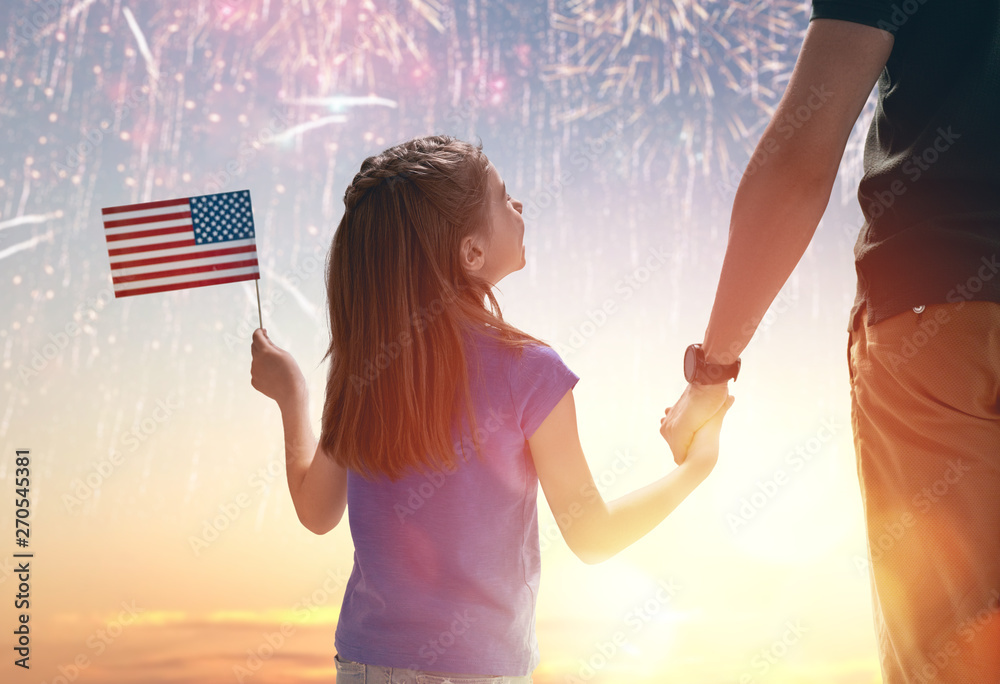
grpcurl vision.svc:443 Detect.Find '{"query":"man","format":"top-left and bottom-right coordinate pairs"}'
top-left (661, 3), bottom-right (1000, 682)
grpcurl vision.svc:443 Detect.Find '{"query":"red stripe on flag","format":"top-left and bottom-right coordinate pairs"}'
top-left (101, 198), bottom-right (190, 216)
top-left (104, 224), bottom-right (193, 242)
top-left (103, 211), bottom-right (192, 229)
top-left (107, 238), bottom-right (196, 257)
top-left (110, 244), bottom-right (257, 270)
top-left (112, 259), bottom-right (260, 285)
top-left (114, 272), bottom-right (260, 298)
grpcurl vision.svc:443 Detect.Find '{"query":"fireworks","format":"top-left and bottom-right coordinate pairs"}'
top-left (541, 0), bottom-right (810, 214)
top-left (0, 0), bottom-right (821, 489)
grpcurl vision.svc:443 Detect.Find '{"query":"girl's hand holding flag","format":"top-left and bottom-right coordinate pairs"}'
top-left (250, 328), bottom-right (307, 409)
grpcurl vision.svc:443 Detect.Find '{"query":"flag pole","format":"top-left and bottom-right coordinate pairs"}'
top-left (255, 279), bottom-right (263, 329)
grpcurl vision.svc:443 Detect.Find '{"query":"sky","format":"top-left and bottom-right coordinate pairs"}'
top-left (1, 1), bottom-right (886, 682)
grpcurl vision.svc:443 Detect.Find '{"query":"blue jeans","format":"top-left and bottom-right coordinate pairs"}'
top-left (334, 655), bottom-right (534, 683)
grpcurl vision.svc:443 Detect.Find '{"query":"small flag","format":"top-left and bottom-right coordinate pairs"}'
top-left (101, 189), bottom-right (259, 298)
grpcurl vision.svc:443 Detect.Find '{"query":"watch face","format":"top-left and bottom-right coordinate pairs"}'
top-left (684, 345), bottom-right (698, 382)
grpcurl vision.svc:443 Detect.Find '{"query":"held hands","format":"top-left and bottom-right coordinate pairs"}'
top-left (660, 382), bottom-right (733, 468)
top-left (250, 328), bottom-right (307, 409)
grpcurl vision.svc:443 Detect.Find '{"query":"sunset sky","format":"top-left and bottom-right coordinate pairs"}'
top-left (2, 1), bottom-right (886, 682)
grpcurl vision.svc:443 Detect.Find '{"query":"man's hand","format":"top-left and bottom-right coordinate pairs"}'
top-left (250, 328), bottom-right (307, 409)
top-left (680, 395), bottom-right (735, 476)
top-left (660, 382), bottom-right (730, 465)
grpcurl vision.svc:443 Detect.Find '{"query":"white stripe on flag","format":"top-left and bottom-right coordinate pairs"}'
top-left (111, 250), bottom-right (258, 278)
top-left (106, 233), bottom-right (195, 252)
top-left (103, 204), bottom-right (190, 222)
top-left (114, 265), bottom-right (261, 294)
top-left (104, 217), bottom-right (193, 238)
top-left (107, 239), bottom-right (254, 265)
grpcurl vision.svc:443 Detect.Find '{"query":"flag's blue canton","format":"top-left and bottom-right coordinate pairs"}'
top-left (190, 190), bottom-right (255, 244)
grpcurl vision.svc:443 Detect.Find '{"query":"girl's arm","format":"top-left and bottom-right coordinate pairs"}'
top-left (251, 329), bottom-right (348, 535)
top-left (529, 389), bottom-right (732, 564)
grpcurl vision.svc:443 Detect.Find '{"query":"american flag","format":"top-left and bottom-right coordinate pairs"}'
top-left (101, 190), bottom-right (259, 298)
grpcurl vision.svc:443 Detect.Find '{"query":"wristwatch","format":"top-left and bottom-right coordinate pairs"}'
top-left (684, 344), bottom-right (740, 385)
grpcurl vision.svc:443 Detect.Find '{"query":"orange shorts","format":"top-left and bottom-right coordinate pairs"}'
top-left (848, 301), bottom-right (1000, 683)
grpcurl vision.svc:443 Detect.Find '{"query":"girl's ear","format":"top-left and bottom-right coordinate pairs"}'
top-left (460, 233), bottom-right (486, 274)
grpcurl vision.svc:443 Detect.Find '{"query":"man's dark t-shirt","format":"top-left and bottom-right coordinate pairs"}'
top-left (810, 0), bottom-right (1000, 329)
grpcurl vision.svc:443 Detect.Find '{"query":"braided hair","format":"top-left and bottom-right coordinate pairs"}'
top-left (343, 164), bottom-right (413, 212)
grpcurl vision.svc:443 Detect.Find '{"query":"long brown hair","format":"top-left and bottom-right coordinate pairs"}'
top-left (321, 135), bottom-right (544, 481)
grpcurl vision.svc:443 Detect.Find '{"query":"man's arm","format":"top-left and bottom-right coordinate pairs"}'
top-left (702, 18), bottom-right (894, 364)
top-left (661, 19), bottom-right (893, 458)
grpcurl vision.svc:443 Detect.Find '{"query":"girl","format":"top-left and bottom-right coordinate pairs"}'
top-left (250, 135), bottom-right (732, 682)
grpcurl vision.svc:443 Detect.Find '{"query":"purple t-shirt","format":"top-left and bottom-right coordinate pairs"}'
top-left (334, 331), bottom-right (579, 675)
